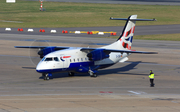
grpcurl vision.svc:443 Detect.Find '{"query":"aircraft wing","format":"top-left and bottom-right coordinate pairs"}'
top-left (15, 46), bottom-right (157, 54)
top-left (15, 46), bottom-right (47, 49)
top-left (80, 48), bottom-right (158, 54)
top-left (15, 46), bottom-right (70, 58)
top-left (14, 46), bottom-right (69, 50)
top-left (103, 49), bottom-right (158, 54)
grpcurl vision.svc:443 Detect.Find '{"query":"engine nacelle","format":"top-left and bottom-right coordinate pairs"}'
top-left (87, 49), bottom-right (109, 61)
top-left (38, 47), bottom-right (56, 58)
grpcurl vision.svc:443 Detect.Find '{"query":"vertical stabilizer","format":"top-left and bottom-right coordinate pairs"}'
top-left (118, 15), bottom-right (137, 50)
top-left (103, 15), bottom-right (156, 50)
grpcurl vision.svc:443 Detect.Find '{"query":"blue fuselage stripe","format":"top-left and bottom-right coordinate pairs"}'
top-left (36, 61), bottom-right (114, 74)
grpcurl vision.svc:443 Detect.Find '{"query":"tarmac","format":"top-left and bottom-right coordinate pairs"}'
top-left (0, 31), bottom-right (180, 112)
top-left (2, 0), bottom-right (180, 111)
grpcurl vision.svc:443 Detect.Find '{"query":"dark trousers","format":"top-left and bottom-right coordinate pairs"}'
top-left (150, 79), bottom-right (154, 87)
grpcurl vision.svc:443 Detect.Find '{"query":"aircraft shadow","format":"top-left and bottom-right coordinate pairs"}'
top-left (22, 67), bottom-right (36, 69)
top-left (98, 61), bottom-right (147, 76)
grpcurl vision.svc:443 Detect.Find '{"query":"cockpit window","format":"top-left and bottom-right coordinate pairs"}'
top-left (41, 57), bottom-right (46, 61)
top-left (54, 57), bottom-right (59, 61)
top-left (45, 58), bottom-right (53, 61)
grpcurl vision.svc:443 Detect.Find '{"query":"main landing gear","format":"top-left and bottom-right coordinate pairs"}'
top-left (88, 70), bottom-right (97, 77)
top-left (42, 71), bottom-right (97, 80)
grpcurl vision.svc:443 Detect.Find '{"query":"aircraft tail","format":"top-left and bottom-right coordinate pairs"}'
top-left (104, 15), bottom-right (156, 50)
top-left (117, 15), bottom-right (137, 50)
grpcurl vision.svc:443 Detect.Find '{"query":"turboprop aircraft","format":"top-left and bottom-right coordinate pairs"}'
top-left (15, 15), bottom-right (157, 80)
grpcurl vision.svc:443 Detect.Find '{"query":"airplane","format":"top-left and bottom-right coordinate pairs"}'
top-left (15, 15), bottom-right (157, 80)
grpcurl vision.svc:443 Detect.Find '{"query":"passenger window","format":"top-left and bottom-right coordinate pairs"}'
top-left (81, 58), bottom-right (83, 61)
top-left (70, 59), bottom-right (71, 62)
top-left (45, 58), bottom-right (53, 61)
top-left (77, 58), bottom-right (79, 62)
top-left (54, 57), bottom-right (59, 61)
top-left (74, 59), bottom-right (75, 62)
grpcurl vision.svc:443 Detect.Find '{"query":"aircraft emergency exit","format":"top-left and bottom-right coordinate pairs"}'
top-left (15, 15), bottom-right (157, 80)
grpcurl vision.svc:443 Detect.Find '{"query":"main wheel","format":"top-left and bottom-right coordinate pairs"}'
top-left (90, 73), bottom-right (97, 77)
top-left (89, 71), bottom-right (93, 77)
top-left (93, 73), bottom-right (97, 77)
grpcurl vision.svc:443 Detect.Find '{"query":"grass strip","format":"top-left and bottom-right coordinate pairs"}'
top-left (0, 0), bottom-right (180, 27)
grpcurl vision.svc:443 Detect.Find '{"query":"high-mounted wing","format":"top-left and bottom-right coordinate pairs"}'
top-left (81, 48), bottom-right (157, 61)
top-left (103, 49), bottom-right (158, 54)
top-left (14, 46), bottom-right (69, 50)
top-left (81, 48), bottom-right (157, 54)
top-left (15, 46), bottom-right (69, 58)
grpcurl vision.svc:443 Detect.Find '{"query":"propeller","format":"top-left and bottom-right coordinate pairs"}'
top-left (29, 39), bottom-right (50, 66)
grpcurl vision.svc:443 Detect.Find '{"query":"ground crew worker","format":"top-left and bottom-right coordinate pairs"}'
top-left (149, 70), bottom-right (155, 87)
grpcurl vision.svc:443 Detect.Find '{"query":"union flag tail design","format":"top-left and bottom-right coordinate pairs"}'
top-left (118, 15), bottom-right (137, 50)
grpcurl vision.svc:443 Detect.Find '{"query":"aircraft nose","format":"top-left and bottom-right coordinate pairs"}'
top-left (36, 62), bottom-right (43, 73)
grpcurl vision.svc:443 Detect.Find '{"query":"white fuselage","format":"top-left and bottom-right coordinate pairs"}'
top-left (36, 48), bottom-right (130, 74)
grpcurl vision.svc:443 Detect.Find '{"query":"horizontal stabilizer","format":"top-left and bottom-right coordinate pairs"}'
top-left (110, 17), bottom-right (156, 21)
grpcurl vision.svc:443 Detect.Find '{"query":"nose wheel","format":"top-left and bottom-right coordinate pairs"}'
top-left (68, 72), bottom-right (74, 76)
top-left (42, 73), bottom-right (49, 80)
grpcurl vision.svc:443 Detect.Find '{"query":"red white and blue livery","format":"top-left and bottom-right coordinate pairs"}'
top-left (15, 15), bottom-right (157, 80)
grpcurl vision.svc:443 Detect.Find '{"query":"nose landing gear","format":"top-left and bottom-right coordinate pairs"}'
top-left (68, 72), bottom-right (75, 76)
top-left (42, 73), bottom-right (51, 80)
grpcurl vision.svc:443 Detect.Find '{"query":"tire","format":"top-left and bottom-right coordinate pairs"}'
top-left (44, 74), bottom-right (49, 80)
top-left (93, 73), bottom-right (97, 77)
